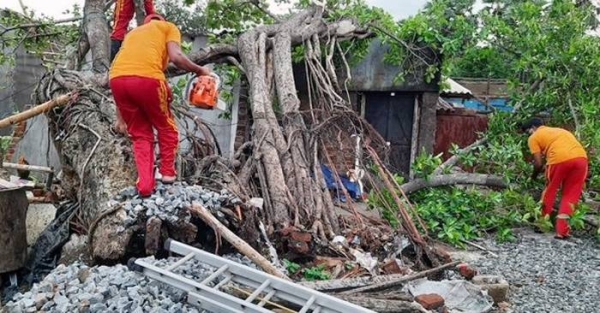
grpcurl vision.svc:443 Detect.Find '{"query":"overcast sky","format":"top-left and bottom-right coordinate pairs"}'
top-left (2, 1), bottom-right (426, 20)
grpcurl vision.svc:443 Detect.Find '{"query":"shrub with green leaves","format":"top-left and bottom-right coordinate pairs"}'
top-left (410, 187), bottom-right (540, 246)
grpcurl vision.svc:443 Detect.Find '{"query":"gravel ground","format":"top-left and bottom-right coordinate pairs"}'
top-left (3, 254), bottom-right (256, 313)
top-left (469, 230), bottom-right (600, 313)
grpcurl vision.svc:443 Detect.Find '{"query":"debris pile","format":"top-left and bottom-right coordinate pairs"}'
top-left (3, 255), bottom-right (255, 313)
top-left (110, 181), bottom-right (243, 226)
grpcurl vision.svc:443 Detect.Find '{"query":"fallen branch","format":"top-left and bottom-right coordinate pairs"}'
top-left (432, 138), bottom-right (488, 176)
top-left (188, 203), bottom-right (289, 280)
top-left (400, 173), bottom-right (507, 195)
top-left (0, 93), bottom-right (75, 129)
top-left (333, 295), bottom-right (427, 313)
top-left (340, 261), bottom-right (460, 294)
top-left (1, 162), bottom-right (53, 173)
top-left (366, 146), bottom-right (426, 246)
top-left (461, 239), bottom-right (499, 257)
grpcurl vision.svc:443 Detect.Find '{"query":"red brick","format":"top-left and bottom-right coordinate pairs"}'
top-left (415, 294), bottom-right (445, 310)
top-left (457, 263), bottom-right (477, 280)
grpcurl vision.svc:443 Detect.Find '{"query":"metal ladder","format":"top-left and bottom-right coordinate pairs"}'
top-left (128, 239), bottom-right (376, 313)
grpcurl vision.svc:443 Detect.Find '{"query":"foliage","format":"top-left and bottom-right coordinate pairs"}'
top-left (302, 265), bottom-right (330, 281)
top-left (282, 260), bottom-right (330, 281)
top-left (0, 136), bottom-right (12, 156)
top-left (411, 187), bottom-right (541, 246)
top-left (376, 0), bottom-right (600, 242)
top-left (283, 259), bottom-right (301, 275)
top-left (412, 152), bottom-right (444, 179)
top-left (156, 0), bottom-right (207, 36)
top-left (0, 6), bottom-right (80, 69)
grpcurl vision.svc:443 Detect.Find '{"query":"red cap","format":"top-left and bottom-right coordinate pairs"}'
top-left (144, 14), bottom-right (165, 24)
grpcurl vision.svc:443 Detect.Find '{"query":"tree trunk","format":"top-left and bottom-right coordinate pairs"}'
top-left (235, 6), bottom-right (351, 234)
top-left (33, 0), bottom-right (137, 262)
top-left (35, 70), bottom-right (138, 261)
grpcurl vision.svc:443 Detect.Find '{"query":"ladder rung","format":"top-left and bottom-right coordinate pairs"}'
top-left (257, 290), bottom-right (277, 307)
top-left (245, 279), bottom-right (271, 303)
top-left (299, 295), bottom-right (316, 313)
top-left (200, 264), bottom-right (229, 285)
top-left (135, 259), bottom-right (272, 313)
top-left (214, 274), bottom-right (233, 290)
top-left (165, 252), bottom-right (195, 271)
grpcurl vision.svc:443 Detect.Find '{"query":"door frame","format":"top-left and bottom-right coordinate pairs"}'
top-left (358, 91), bottom-right (420, 178)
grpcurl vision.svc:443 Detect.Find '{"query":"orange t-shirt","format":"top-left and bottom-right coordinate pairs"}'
top-left (109, 20), bottom-right (181, 81)
top-left (528, 126), bottom-right (587, 165)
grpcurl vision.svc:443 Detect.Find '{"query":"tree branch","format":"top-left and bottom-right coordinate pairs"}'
top-left (248, 0), bottom-right (281, 23)
top-left (83, 0), bottom-right (111, 73)
top-left (432, 138), bottom-right (488, 175)
top-left (0, 17), bottom-right (81, 37)
top-left (166, 44), bottom-right (240, 76)
top-left (400, 173), bottom-right (507, 194)
top-left (368, 23), bottom-right (431, 66)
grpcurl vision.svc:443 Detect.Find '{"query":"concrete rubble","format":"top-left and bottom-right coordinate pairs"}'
top-left (110, 181), bottom-right (243, 226)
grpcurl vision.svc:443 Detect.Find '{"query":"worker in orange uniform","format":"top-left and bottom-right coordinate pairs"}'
top-left (110, 14), bottom-right (211, 197)
top-left (521, 118), bottom-right (588, 239)
top-left (110, 0), bottom-right (156, 61)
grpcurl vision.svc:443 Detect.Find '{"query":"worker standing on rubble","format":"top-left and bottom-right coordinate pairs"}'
top-left (110, 0), bottom-right (156, 62)
top-left (109, 14), bottom-right (211, 197)
top-left (521, 118), bottom-right (588, 239)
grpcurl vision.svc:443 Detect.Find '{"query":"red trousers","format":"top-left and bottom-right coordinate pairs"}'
top-left (542, 157), bottom-right (588, 237)
top-left (111, 0), bottom-right (155, 41)
top-left (110, 76), bottom-right (178, 196)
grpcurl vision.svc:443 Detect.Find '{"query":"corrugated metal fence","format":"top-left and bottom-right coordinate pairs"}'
top-left (434, 109), bottom-right (489, 160)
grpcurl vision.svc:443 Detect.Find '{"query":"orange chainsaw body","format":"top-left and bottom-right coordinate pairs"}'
top-left (189, 75), bottom-right (219, 110)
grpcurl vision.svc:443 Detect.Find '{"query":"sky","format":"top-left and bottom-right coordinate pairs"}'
top-left (2, 0), bottom-right (428, 20)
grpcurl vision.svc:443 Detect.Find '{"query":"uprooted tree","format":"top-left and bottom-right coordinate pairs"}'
top-left (0, 0), bottom-right (451, 266)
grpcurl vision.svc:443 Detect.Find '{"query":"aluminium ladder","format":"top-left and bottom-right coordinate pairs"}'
top-left (128, 238), bottom-right (376, 313)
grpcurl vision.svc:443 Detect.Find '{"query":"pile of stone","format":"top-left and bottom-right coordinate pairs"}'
top-left (109, 182), bottom-right (243, 225)
top-left (4, 255), bottom-right (255, 313)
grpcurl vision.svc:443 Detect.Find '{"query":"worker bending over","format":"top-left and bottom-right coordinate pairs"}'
top-left (110, 14), bottom-right (211, 197)
top-left (521, 118), bottom-right (588, 239)
top-left (110, 0), bottom-right (156, 61)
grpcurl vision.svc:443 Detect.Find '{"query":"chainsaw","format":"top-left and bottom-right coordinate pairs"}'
top-left (185, 73), bottom-right (221, 110)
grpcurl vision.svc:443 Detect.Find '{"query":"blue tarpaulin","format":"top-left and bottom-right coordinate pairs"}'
top-left (321, 164), bottom-right (361, 203)
top-left (444, 97), bottom-right (513, 113)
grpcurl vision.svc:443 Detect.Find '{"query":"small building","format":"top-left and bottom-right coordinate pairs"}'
top-left (291, 38), bottom-right (442, 178)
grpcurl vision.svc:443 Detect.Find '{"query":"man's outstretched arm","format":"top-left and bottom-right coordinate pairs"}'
top-left (167, 42), bottom-right (210, 76)
top-left (531, 152), bottom-right (544, 180)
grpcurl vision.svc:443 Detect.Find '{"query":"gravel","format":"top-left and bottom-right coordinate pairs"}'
top-left (469, 230), bottom-right (600, 313)
top-left (109, 181), bottom-right (243, 225)
top-left (4, 254), bottom-right (257, 313)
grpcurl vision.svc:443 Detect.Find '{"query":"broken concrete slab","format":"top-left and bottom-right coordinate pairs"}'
top-left (472, 275), bottom-right (509, 304)
top-left (26, 203), bottom-right (56, 246)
